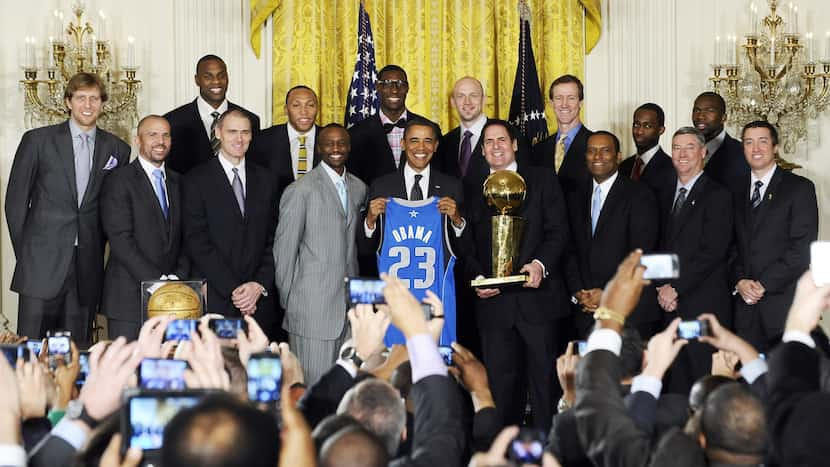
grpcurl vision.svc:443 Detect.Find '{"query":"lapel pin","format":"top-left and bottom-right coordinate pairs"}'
top-left (768, 193), bottom-right (773, 200)
top-left (691, 200), bottom-right (696, 206)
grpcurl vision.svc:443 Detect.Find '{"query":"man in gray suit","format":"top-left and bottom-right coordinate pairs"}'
top-left (5, 72), bottom-right (130, 345)
top-left (274, 123), bottom-right (367, 384)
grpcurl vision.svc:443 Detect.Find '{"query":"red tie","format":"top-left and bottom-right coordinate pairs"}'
top-left (631, 156), bottom-right (644, 181)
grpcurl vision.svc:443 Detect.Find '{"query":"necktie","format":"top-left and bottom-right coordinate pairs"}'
top-left (458, 130), bottom-right (473, 177)
top-left (555, 133), bottom-right (567, 172)
top-left (410, 174), bottom-right (424, 201)
top-left (210, 111), bottom-right (221, 155)
top-left (297, 135), bottom-right (308, 178)
top-left (337, 179), bottom-right (348, 215)
top-left (75, 133), bottom-right (91, 207)
top-left (231, 167), bottom-right (245, 215)
top-left (750, 180), bottom-right (763, 209)
top-left (591, 185), bottom-right (602, 235)
top-left (631, 156), bottom-right (644, 181)
top-left (672, 187), bottom-right (687, 218)
top-left (383, 119), bottom-right (406, 133)
top-left (152, 168), bottom-right (169, 219)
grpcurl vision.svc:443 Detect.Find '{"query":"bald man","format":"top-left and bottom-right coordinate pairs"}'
top-left (319, 427), bottom-right (389, 467)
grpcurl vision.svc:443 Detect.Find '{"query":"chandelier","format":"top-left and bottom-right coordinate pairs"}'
top-left (20, 1), bottom-right (140, 141)
top-left (709, 0), bottom-right (829, 169)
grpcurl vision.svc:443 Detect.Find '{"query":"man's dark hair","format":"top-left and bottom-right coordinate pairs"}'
top-left (215, 108), bottom-right (252, 130)
top-left (589, 130), bottom-right (621, 154)
top-left (319, 425), bottom-right (390, 467)
top-left (64, 72), bottom-right (108, 102)
top-left (403, 118), bottom-right (439, 140)
top-left (635, 102), bottom-right (666, 127)
top-left (136, 114), bottom-right (169, 133)
top-left (378, 64), bottom-right (408, 82)
top-left (196, 54), bottom-right (225, 74)
top-left (337, 379), bottom-right (406, 457)
top-left (742, 120), bottom-right (779, 146)
top-left (694, 91), bottom-right (727, 114)
top-left (161, 394), bottom-right (280, 467)
top-left (548, 74), bottom-right (584, 101)
top-left (482, 119), bottom-right (519, 143)
top-left (390, 361), bottom-right (413, 400)
top-left (312, 414), bottom-right (361, 455)
top-left (284, 85), bottom-right (317, 105)
top-left (700, 382), bottom-right (767, 456)
top-left (619, 327), bottom-right (644, 379)
top-left (689, 375), bottom-right (733, 414)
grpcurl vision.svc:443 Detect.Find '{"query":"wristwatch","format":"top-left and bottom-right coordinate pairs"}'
top-left (66, 399), bottom-right (100, 429)
top-left (340, 346), bottom-right (364, 369)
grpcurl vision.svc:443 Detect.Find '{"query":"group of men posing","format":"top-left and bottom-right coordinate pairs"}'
top-left (5, 53), bottom-right (819, 432)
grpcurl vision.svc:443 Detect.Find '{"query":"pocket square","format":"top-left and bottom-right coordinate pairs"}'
top-left (103, 156), bottom-right (118, 171)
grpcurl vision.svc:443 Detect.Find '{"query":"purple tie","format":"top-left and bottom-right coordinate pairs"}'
top-left (458, 130), bottom-right (473, 177)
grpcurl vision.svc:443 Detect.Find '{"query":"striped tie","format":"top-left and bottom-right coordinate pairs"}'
top-left (297, 135), bottom-right (308, 178)
top-left (209, 111), bottom-right (221, 155)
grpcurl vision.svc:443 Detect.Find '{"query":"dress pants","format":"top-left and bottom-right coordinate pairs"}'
top-left (289, 325), bottom-right (349, 387)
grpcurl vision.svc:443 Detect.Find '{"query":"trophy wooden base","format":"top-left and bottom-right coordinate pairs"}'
top-left (471, 274), bottom-right (529, 289)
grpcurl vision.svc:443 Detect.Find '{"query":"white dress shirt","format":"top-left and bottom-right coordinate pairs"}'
top-left (637, 144), bottom-right (661, 168)
top-left (196, 95), bottom-right (229, 140)
top-left (287, 123), bottom-right (316, 180)
top-left (460, 114), bottom-right (488, 154)
top-left (749, 164), bottom-right (776, 201)
top-left (674, 170), bottom-right (705, 200)
top-left (592, 171), bottom-right (618, 213)
top-left (218, 152), bottom-right (246, 194)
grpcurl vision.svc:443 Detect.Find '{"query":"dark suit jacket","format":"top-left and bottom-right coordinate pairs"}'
top-left (732, 168), bottom-right (818, 338)
top-left (164, 99), bottom-right (261, 174)
top-left (247, 123), bottom-right (322, 200)
top-left (619, 147), bottom-right (675, 197)
top-left (299, 364), bottom-right (356, 428)
top-left (659, 173), bottom-right (733, 323)
top-left (436, 119), bottom-right (531, 184)
top-left (5, 121), bottom-right (130, 305)
top-left (704, 132), bottom-right (749, 192)
top-left (464, 162), bottom-right (570, 328)
top-left (565, 174), bottom-right (660, 332)
top-left (531, 125), bottom-right (593, 193)
top-left (346, 111), bottom-right (441, 185)
top-left (100, 159), bottom-right (189, 322)
top-left (181, 157), bottom-right (276, 316)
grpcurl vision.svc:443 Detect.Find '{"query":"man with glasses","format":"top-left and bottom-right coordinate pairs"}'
top-left (347, 65), bottom-right (441, 186)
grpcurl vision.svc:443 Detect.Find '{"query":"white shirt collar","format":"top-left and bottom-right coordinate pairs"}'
top-left (676, 170), bottom-right (704, 193)
top-left (137, 156), bottom-right (166, 181)
top-left (490, 161), bottom-right (519, 173)
top-left (286, 123), bottom-right (314, 141)
top-left (593, 170), bottom-right (618, 193)
top-left (380, 109), bottom-right (408, 124)
top-left (750, 164), bottom-right (777, 199)
top-left (196, 96), bottom-right (229, 139)
top-left (320, 160), bottom-right (347, 186)
top-left (637, 144), bottom-right (661, 166)
top-left (404, 163), bottom-right (430, 197)
top-left (704, 128), bottom-right (727, 163)
top-left (460, 114), bottom-right (488, 151)
top-left (217, 151), bottom-right (246, 187)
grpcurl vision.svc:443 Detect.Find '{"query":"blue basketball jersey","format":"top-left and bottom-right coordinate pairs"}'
top-left (378, 197), bottom-right (456, 346)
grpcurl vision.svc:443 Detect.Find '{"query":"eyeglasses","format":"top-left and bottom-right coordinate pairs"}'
top-left (378, 79), bottom-right (408, 89)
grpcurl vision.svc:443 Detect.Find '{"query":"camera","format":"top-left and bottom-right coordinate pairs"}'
top-left (138, 358), bottom-right (188, 390)
top-left (345, 277), bottom-right (386, 307)
top-left (247, 352), bottom-right (282, 403)
top-left (677, 320), bottom-right (711, 340)
top-left (163, 320), bottom-right (199, 342)
top-left (207, 318), bottom-right (247, 339)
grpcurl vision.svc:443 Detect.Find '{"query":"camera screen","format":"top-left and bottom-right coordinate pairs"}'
top-left (210, 319), bottom-right (244, 339)
top-left (76, 352), bottom-right (90, 386)
top-left (640, 254), bottom-right (679, 280)
top-left (438, 346), bottom-right (453, 366)
top-left (577, 341), bottom-right (588, 356)
top-left (509, 438), bottom-right (544, 463)
top-left (348, 278), bottom-right (386, 305)
top-left (48, 336), bottom-right (70, 356)
top-left (26, 340), bottom-right (43, 356)
top-left (677, 321), bottom-right (702, 340)
top-left (164, 320), bottom-right (198, 342)
top-left (247, 356), bottom-right (282, 402)
top-left (129, 396), bottom-right (200, 450)
top-left (139, 359), bottom-right (187, 390)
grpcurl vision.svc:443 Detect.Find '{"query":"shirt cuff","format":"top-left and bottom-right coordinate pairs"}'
top-left (532, 259), bottom-right (547, 277)
top-left (406, 334), bottom-right (448, 382)
top-left (0, 445), bottom-right (25, 467)
top-left (451, 218), bottom-right (466, 237)
top-left (51, 417), bottom-right (88, 451)
top-left (630, 375), bottom-right (662, 399)
top-left (782, 330), bottom-right (816, 348)
top-left (586, 328), bottom-right (622, 356)
top-left (336, 360), bottom-right (359, 379)
top-left (364, 220), bottom-right (376, 238)
top-left (739, 358), bottom-right (768, 384)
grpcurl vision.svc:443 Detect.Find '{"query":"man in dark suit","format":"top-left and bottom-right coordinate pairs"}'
top-left (248, 85), bottom-right (322, 200)
top-left (5, 72), bottom-right (130, 344)
top-left (181, 109), bottom-right (277, 336)
top-left (620, 102), bottom-right (674, 197)
top-left (532, 74), bottom-right (592, 193)
top-left (465, 120), bottom-right (570, 432)
top-left (347, 65), bottom-right (441, 186)
top-left (732, 120), bottom-right (818, 352)
top-left (100, 115), bottom-right (189, 340)
top-left (164, 54), bottom-right (260, 174)
top-left (692, 92), bottom-right (749, 191)
top-left (657, 127), bottom-right (733, 394)
top-left (565, 131), bottom-right (660, 339)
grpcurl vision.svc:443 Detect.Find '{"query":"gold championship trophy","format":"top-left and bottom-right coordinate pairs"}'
top-left (471, 171), bottom-right (529, 288)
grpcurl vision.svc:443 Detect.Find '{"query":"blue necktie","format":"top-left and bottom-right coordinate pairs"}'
top-left (152, 168), bottom-right (168, 219)
top-left (591, 184), bottom-right (602, 235)
top-left (337, 179), bottom-right (348, 215)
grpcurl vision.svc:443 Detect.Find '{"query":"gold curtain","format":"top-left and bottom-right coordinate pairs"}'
top-left (250, 0), bottom-right (601, 133)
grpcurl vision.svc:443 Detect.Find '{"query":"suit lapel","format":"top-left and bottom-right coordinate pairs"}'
top-left (130, 160), bottom-right (167, 228)
top-left (214, 158), bottom-right (245, 221)
top-left (55, 122), bottom-right (79, 205)
top-left (751, 168), bottom-right (783, 231)
top-left (427, 171), bottom-right (443, 198)
top-left (669, 175), bottom-right (706, 243)
top-left (80, 129), bottom-right (111, 207)
top-left (594, 176), bottom-right (623, 237)
top-left (317, 166), bottom-right (347, 220)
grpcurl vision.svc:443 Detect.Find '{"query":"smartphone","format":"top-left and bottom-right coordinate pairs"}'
top-left (506, 427), bottom-right (545, 464)
top-left (640, 253), bottom-right (680, 280)
top-left (677, 320), bottom-right (711, 340)
top-left (577, 340), bottom-right (588, 356)
top-left (121, 391), bottom-right (206, 459)
top-left (76, 351), bottom-right (90, 387)
top-left (438, 346), bottom-right (453, 366)
top-left (1, 345), bottom-right (31, 366)
top-left (247, 352), bottom-right (282, 403)
top-left (163, 320), bottom-right (199, 342)
top-left (345, 277), bottom-right (386, 307)
top-left (811, 241), bottom-right (830, 286)
top-left (138, 358), bottom-right (188, 390)
top-left (47, 331), bottom-right (71, 365)
top-left (25, 339), bottom-right (43, 356)
top-left (208, 318), bottom-right (247, 339)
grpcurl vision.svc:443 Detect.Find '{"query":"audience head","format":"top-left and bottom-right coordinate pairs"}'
top-left (318, 123), bottom-right (351, 174)
top-left (482, 119), bottom-right (520, 171)
top-left (215, 109), bottom-right (253, 162)
top-left (741, 120), bottom-right (779, 175)
top-left (390, 360), bottom-right (413, 401)
top-left (284, 85), bottom-right (318, 133)
top-left (64, 72), bottom-right (107, 131)
top-left (671, 126), bottom-right (707, 181)
top-left (402, 119), bottom-right (439, 172)
top-left (336, 378), bottom-right (407, 457)
top-left (632, 103), bottom-right (666, 153)
top-left (377, 65), bottom-right (409, 116)
top-left (692, 92), bottom-right (727, 141)
top-left (312, 413), bottom-right (361, 454)
top-left (162, 393), bottom-right (280, 467)
top-left (195, 54), bottom-right (228, 108)
top-left (688, 374), bottom-right (733, 414)
top-left (451, 76), bottom-right (486, 125)
top-left (319, 425), bottom-right (390, 467)
top-left (135, 115), bottom-right (172, 166)
top-left (585, 131), bottom-right (621, 184)
top-left (548, 74), bottom-right (584, 128)
top-left (699, 382), bottom-right (767, 463)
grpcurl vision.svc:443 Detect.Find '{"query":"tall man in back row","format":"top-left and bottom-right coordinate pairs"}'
top-left (692, 91), bottom-right (749, 191)
top-left (5, 72), bottom-right (130, 344)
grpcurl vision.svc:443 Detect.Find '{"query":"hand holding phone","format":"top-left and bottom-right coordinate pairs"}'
top-left (1, 345), bottom-right (30, 366)
top-left (164, 320), bottom-right (199, 342)
top-left (506, 428), bottom-right (545, 464)
top-left (138, 358), bottom-right (188, 390)
top-left (640, 253), bottom-right (680, 280)
top-left (438, 346), bottom-right (453, 366)
top-left (208, 318), bottom-right (247, 339)
top-left (677, 320), bottom-right (711, 340)
top-left (345, 277), bottom-right (386, 307)
top-left (247, 352), bottom-right (282, 403)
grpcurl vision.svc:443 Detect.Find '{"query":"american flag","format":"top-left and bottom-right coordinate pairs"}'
top-left (508, 0), bottom-right (548, 146)
top-left (344, 1), bottom-right (379, 128)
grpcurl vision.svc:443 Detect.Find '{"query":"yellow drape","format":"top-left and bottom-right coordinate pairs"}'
top-left (250, 0), bottom-right (601, 134)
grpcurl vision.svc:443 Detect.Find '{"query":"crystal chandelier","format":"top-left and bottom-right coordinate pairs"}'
top-left (20, 1), bottom-right (140, 141)
top-left (709, 0), bottom-right (829, 169)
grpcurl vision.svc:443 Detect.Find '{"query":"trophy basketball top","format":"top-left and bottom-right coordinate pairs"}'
top-left (483, 170), bottom-right (527, 215)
